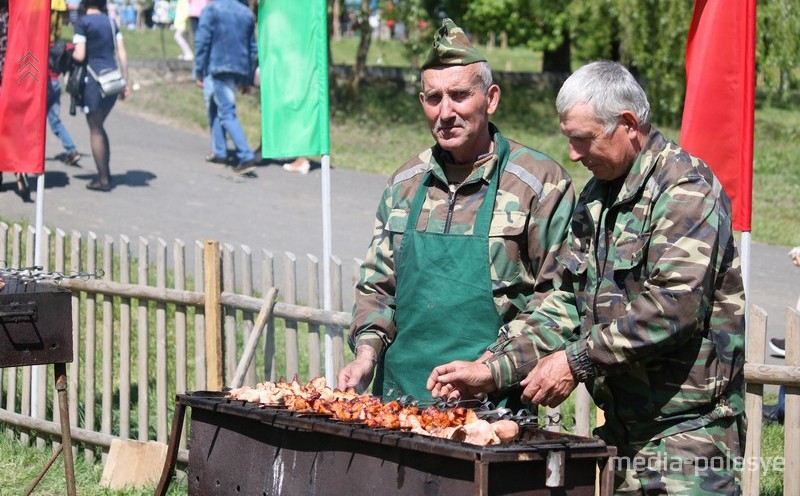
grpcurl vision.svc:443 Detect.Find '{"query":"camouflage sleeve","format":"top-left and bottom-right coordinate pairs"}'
top-left (485, 171), bottom-right (580, 390)
top-left (566, 174), bottom-right (726, 379)
top-left (348, 184), bottom-right (398, 357)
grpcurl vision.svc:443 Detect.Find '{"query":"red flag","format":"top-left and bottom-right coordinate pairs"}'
top-left (680, 0), bottom-right (756, 231)
top-left (0, 0), bottom-right (51, 174)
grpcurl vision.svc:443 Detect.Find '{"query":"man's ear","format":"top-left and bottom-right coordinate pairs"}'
top-left (620, 111), bottom-right (639, 134)
top-left (486, 84), bottom-right (501, 115)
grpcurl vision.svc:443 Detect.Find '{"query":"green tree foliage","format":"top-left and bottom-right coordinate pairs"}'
top-left (393, 0), bottom-right (436, 68)
top-left (756, 0), bottom-right (800, 105)
top-left (612, 0), bottom-right (694, 126)
top-left (375, 0), bottom-right (798, 122)
top-left (463, 0), bottom-right (569, 52)
top-left (442, 0), bottom-right (691, 124)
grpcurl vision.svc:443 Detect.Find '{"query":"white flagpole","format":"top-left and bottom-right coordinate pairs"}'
top-left (321, 154), bottom-right (334, 385)
top-left (33, 175), bottom-right (45, 264)
top-left (31, 174), bottom-right (45, 425)
top-left (741, 230), bottom-right (751, 336)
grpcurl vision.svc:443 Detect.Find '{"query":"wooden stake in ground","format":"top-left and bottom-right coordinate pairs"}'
top-left (230, 287), bottom-right (279, 389)
top-left (204, 241), bottom-right (223, 390)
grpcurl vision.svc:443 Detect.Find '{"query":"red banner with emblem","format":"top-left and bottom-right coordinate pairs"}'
top-left (680, 0), bottom-right (756, 231)
top-left (0, 0), bottom-right (51, 174)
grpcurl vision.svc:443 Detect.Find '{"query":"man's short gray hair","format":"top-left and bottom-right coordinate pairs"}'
top-left (420, 61), bottom-right (494, 94)
top-left (474, 61), bottom-right (493, 94)
top-left (555, 60), bottom-right (650, 135)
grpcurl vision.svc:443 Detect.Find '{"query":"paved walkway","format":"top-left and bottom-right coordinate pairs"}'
top-left (0, 100), bottom-right (794, 370)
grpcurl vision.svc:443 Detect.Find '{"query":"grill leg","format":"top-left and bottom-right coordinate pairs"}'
top-left (474, 459), bottom-right (489, 496)
top-left (55, 363), bottom-right (77, 496)
top-left (24, 364), bottom-right (76, 496)
top-left (155, 398), bottom-right (187, 496)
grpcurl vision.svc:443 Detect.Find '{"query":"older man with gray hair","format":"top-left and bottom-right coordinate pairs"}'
top-left (428, 60), bottom-right (746, 494)
top-left (337, 19), bottom-right (575, 408)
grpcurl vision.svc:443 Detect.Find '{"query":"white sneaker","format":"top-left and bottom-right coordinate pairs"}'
top-left (282, 158), bottom-right (310, 175)
top-left (769, 338), bottom-right (786, 358)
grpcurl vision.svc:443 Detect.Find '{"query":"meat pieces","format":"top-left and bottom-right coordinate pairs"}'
top-left (225, 377), bottom-right (519, 445)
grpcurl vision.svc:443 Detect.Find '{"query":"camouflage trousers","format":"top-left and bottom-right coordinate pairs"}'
top-left (609, 415), bottom-right (744, 495)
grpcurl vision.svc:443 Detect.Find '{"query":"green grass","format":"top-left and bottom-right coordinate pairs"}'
top-left (0, 431), bottom-right (187, 495)
top-left (760, 422), bottom-right (788, 496)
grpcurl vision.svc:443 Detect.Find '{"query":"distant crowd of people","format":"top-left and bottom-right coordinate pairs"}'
top-left (0, 0), bottom-right (311, 202)
top-left (60, 0), bottom-right (182, 32)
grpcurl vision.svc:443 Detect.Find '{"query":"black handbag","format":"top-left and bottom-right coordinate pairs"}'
top-left (65, 63), bottom-right (85, 96)
top-left (65, 63), bottom-right (86, 115)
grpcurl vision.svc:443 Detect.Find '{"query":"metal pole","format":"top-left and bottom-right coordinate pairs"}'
top-left (741, 231), bottom-right (751, 337)
top-left (55, 363), bottom-right (77, 496)
top-left (24, 364), bottom-right (76, 496)
top-left (322, 154), bottom-right (334, 385)
top-left (31, 174), bottom-right (46, 436)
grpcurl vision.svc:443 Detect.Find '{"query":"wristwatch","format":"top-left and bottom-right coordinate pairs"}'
top-left (566, 340), bottom-right (596, 383)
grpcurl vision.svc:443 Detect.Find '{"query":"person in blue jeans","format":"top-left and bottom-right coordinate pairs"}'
top-left (192, 0), bottom-right (257, 176)
top-left (48, 59), bottom-right (81, 166)
top-left (201, 74), bottom-right (227, 165)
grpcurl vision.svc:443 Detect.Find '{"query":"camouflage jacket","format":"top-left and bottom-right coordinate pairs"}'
top-left (349, 127), bottom-right (575, 358)
top-left (486, 129), bottom-right (746, 444)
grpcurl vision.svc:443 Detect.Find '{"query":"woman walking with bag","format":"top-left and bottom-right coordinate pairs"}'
top-left (72, 0), bottom-right (129, 192)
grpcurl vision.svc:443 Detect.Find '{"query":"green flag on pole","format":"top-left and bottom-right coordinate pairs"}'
top-left (257, 0), bottom-right (330, 158)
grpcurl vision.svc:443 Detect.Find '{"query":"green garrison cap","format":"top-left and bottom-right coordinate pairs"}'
top-left (421, 18), bottom-right (487, 69)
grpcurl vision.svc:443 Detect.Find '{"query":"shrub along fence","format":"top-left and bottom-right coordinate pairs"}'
top-left (0, 221), bottom-right (797, 494)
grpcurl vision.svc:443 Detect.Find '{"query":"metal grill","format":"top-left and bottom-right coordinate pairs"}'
top-left (161, 392), bottom-right (616, 496)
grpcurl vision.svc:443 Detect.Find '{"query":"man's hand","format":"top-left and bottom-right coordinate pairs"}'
top-left (519, 350), bottom-right (577, 407)
top-left (337, 358), bottom-right (375, 393)
top-left (426, 359), bottom-right (495, 400)
top-left (195, 78), bottom-right (204, 88)
top-left (337, 345), bottom-right (378, 393)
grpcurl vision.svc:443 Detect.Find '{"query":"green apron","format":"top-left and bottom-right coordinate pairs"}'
top-left (377, 134), bottom-right (510, 402)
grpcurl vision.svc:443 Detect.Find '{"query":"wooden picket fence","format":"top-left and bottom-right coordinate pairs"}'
top-left (0, 221), bottom-right (797, 494)
top-left (0, 223), bottom-right (352, 464)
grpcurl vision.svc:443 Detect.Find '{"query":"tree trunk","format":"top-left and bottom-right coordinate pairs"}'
top-left (327, 0), bottom-right (338, 99)
top-left (332, 0), bottom-right (341, 40)
top-left (348, 0), bottom-right (372, 96)
top-left (542, 30), bottom-right (571, 73)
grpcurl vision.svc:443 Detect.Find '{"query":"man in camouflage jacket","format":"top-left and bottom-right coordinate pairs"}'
top-left (428, 61), bottom-right (745, 493)
top-left (337, 19), bottom-right (575, 404)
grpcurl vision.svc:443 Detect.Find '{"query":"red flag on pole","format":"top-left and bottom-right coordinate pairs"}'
top-left (0, 0), bottom-right (51, 174)
top-left (680, 0), bottom-right (756, 231)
